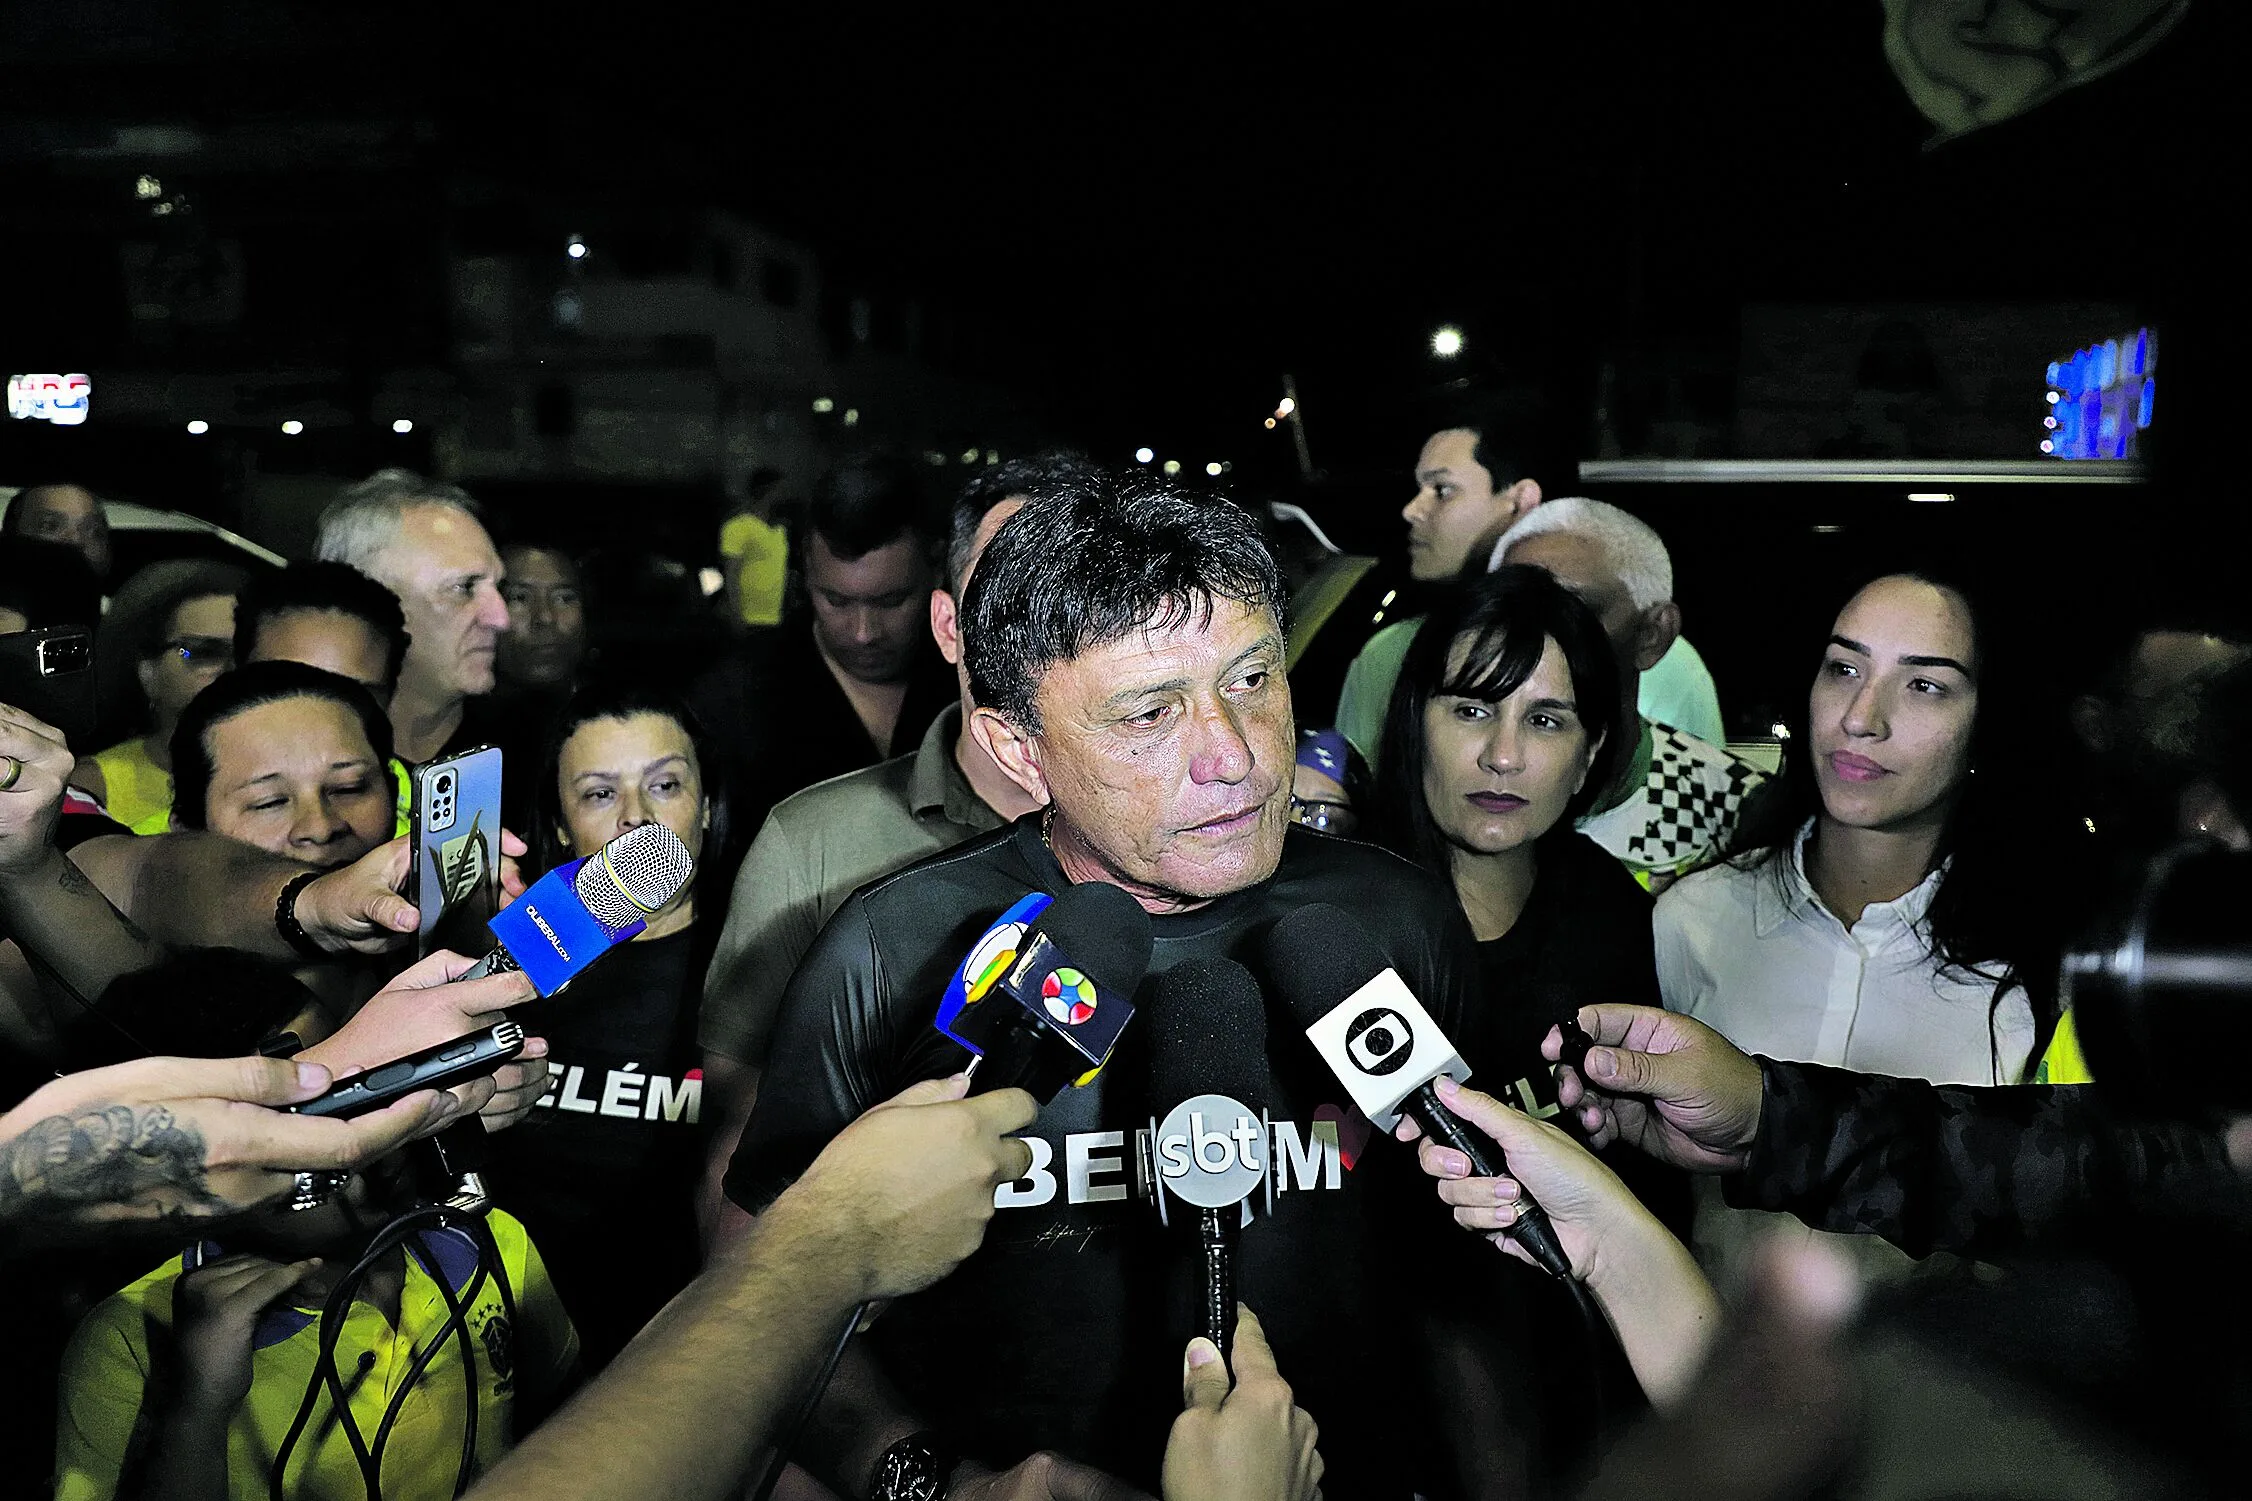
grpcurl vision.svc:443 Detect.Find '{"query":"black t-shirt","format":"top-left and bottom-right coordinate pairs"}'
top-left (484, 926), bottom-right (709, 1367)
top-left (1457, 829), bottom-right (1686, 1466)
top-left (728, 819), bottom-right (1492, 1496)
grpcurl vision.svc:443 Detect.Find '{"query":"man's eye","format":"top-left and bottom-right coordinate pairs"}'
top-left (650, 777), bottom-right (682, 795)
top-left (1126, 707), bottom-right (1167, 728)
top-left (250, 798), bottom-right (287, 814)
top-left (1231, 670), bottom-right (1270, 694)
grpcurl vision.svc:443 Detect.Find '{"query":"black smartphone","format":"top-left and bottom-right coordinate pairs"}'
top-left (0, 624), bottom-right (97, 750)
top-left (292, 1021), bottom-right (526, 1119)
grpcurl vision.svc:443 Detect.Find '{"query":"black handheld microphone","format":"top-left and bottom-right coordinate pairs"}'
top-left (954, 880), bottom-right (1153, 1102)
top-left (1142, 958), bottom-right (1271, 1368)
top-left (1263, 904), bottom-right (1575, 1281)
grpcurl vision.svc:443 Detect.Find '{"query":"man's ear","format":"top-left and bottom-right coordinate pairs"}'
top-left (135, 655), bottom-right (161, 704)
top-left (1504, 476), bottom-right (1543, 524)
top-left (969, 706), bottom-right (1050, 806)
top-left (930, 589), bottom-right (961, 668)
top-left (1633, 601), bottom-right (1682, 674)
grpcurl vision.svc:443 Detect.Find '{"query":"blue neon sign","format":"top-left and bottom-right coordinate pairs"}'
top-left (2042, 326), bottom-right (2155, 460)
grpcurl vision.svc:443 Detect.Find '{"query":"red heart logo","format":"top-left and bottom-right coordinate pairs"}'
top-left (1312, 1103), bottom-right (1374, 1171)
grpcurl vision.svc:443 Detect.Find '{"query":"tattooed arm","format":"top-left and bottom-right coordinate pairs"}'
top-left (0, 1054), bottom-right (442, 1235)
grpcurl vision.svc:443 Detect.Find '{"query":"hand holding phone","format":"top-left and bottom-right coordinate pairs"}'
top-left (291, 1022), bottom-right (526, 1119)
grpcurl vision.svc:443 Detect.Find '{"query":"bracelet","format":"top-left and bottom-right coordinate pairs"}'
top-left (274, 870), bottom-right (328, 961)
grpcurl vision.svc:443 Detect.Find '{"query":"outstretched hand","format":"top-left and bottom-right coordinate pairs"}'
top-left (1164, 1306), bottom-right (1323, 1501)
top-left (0, 1053), bottom-right (443, 1229)
top-left (1546, 1005), bottom-right (1764, 1173)
top-left (298, 949), bottom-right (549, 1133)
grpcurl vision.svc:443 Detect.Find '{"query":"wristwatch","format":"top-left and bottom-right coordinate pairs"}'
top-left (869, 1431), bottom-right (957, 1501)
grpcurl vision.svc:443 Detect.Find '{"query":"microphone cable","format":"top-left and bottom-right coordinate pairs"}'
top-left (745, 1298), bottom-right (868, 1501)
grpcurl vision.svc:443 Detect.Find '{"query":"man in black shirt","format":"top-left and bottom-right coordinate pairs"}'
top-left (691, 455), bottom-right (957, 837)
top-left (728, 473), bottom-right (1507, 1499)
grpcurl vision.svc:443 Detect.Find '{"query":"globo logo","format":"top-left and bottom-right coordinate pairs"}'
top-left (1154, 1092), bottom-right (1267, 1209)
top-left (1344, 1007), bottom-right (1415, 1076)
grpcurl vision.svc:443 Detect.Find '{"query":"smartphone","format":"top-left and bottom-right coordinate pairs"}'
top-left (0, 624), bottom-right (97, 751)
top-left (291, 1022), bottom-right (526, 1118)
top-left (410, 745), bottom-right (504, 958)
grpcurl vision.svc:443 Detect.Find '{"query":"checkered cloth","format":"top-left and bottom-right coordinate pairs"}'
top-left (1579, 723), bottom-right (1769, 888)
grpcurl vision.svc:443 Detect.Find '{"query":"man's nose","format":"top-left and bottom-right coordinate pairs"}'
top-left (1186, 700), bottom-right (1255, 784)
top-left (479, 583), bottom-right (511, 631)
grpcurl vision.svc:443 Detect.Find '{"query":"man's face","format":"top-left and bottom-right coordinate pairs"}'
top-left (497, 546), bottom-right (587, 690)
top-left (15, 485), bottom-right (111, 579)
top-left (1402, 429), bottom-right (1510, 581)
top-left (248, 609), bottom-right (397, 707)
top-left (807, 532), bottom-right (931, 687)
top-left (369, 505), bottom-right (508, 704)
top-left (1022, 596), bottom-right (1293, 907)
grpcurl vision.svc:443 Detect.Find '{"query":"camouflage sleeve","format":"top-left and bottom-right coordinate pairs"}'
top-left (1726, 1058), bottom-right (2231, 1260)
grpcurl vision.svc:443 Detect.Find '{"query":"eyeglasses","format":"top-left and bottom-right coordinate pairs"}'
top-left (167, 636), bottom-right (235, 669)
top-left (1287, 795), bottom-right (1353, 833)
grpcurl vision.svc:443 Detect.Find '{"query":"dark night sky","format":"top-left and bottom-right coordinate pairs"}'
top-left (1, 3), bottom-right (2234, 480)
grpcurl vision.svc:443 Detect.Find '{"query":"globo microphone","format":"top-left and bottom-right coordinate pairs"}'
top-left (461, 823), bottom-right (695, 996)
top-left (1263, 904), bottom-right (1575, 1281)
top-left (1142, 958), bottom-right (1272, 1368)
top-left (951, 880), bottom-right (1152, 1102)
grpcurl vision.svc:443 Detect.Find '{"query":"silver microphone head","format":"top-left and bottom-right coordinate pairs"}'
top-left (573, 823), bottom-right (695, 931)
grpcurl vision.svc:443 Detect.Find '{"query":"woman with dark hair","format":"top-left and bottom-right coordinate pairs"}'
top-left (75, 559), bottom-right (251, 831)
top-left (484, 681), bottom-right (725, 1368)
top-left (1656, 571), bottom-right (2072, 1294)
top-left (1374, 564), bottom-right (1650, 1067)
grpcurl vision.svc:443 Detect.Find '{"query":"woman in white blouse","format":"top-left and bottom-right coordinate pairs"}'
top-left (1655, 571), bottom-right (2075, 1291)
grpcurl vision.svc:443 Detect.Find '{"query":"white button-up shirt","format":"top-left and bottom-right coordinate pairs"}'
top-left (1654, 821), bottom-right (2035, 1086)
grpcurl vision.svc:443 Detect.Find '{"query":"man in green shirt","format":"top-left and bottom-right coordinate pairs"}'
top-left (693, 456), bottom-right (1092, 1239)
top-left (1334, 417), bottom-right (1723, 766)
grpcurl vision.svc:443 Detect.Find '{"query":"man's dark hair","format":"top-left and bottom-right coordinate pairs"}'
top-left (964, 472), bottom-right (1286, 732)
top-left (1426, 389), bottom-right (1567, 492)
top-left (806, 453), bottom-right (937, 564)
top-left (233, 561), bottom-right (413, 693)
top-left (170, 660), bottom-right (397, 829)
top-left (946, 451), bottom-right (1105, 595)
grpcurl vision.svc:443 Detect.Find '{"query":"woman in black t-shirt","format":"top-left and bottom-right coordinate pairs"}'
top-left (484, 683), bottom-right (726, 1368)
top-left (1370, 566), bottom-right (1681, 1464)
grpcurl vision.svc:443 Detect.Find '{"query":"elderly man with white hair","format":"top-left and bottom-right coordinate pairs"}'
top-left (1498, 497), bottom-right (1769, 892)
top-left (316, 469), bottom-right (511, 766)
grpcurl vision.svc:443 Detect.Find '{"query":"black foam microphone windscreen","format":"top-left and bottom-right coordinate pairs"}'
top-left (1145, 957), bottom-right (1270, 1113)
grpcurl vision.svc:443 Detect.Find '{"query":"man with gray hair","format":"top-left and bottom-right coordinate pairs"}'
top-left (316, 469), bottom-right (510, 765)
top-left (1499, 496), bottom-right (1768, 893)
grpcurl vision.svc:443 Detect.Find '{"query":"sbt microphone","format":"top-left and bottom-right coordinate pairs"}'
top-left (1137, 958), bottom-right (1273, 1369)
top-left (950, 880), bottom-right (1152, 1102)
top-left (1264, 903), bottom-right (1575, 1281)
top-left (462, 823), bottom-right (695, 996)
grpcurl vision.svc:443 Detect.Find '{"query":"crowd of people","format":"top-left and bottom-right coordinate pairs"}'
top-left (1, 410), bottom-right (2248, 1501)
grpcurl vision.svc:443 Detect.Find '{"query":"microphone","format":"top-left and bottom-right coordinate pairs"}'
top-left (1141, 958), bottom-right (1271, 1368)
top-left (1263, 903), bottom-right (1575, 1281)
top-left (461, 824), bottom-right (696, 996)
top-left (950, 880), bottom-right (1152, 1102)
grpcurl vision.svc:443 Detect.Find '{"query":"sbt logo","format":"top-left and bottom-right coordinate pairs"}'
top-left (1154, 1092), bottom-right (1267, 1210)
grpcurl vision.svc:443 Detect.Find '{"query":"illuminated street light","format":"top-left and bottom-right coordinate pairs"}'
top-left (962, 448), bottom-right (981, 464)
top-left (1275, 397), bottom-right (1296, 418)
top-left (1162, 459), bottom-right (1182, 476)
top-left (393, 419), bottom-right (415, 434)
top-left (1134, 447), bottom-right (1154, 464)
top-left (1205, 462), bottom-right (1223, 477)
top-left (185, 419), bottom-right (209, 435)
top-left (1430, 326), bottom-right (1464, 358)
top-left (280, 420), bottom-right (304, 435)
top-left (566, 235), bottom-right (588, 260)
top-left (841, 408), bottom-right (860, 426)
top-left (1264, 418), bottom-right (1277, 429)
top-left (1907, 492), bottom-right (1953, 503)
top-left (812, 396), bottom-right (835, 413)
top-left (135, 174), bottom-right (163, 200)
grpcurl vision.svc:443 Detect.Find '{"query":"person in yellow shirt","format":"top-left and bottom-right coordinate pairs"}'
top-left (75, 560), bottom-right (252, 832)
top-left (56, 1163), bottom-right (578, 1501)
top-left (719, 472), bottom-right (790, 630)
